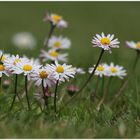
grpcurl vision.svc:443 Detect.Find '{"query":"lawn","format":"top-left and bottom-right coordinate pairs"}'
top-left (0, 1), bottom-right (140, 138)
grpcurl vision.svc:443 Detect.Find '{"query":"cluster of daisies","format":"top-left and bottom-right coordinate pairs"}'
top-left (89, 63), bottom-right (127, 79)
top-left (0, 11), bottom-right (139, 113)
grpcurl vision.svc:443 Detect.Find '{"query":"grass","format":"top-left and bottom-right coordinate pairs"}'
top-left (0, 1), bottom-right (140, 138)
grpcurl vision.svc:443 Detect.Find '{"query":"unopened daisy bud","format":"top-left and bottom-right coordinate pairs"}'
top-left (92, 32), bottom-right (120, 53)
top-left (67, 85), bottom-right (79, 96)
top-left (3, 79), bottom-right (12, 88)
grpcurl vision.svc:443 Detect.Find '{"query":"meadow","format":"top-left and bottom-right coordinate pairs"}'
top-left (0, 1), bottom-right (140, 138)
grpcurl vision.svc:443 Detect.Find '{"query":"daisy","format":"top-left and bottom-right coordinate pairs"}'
top-left (4, 55), bottom-right (29, 74)
top-left (106, 62), bottom-right (127, 79)
top-left (48, 36), bottom-right (71, 50)
top-left (126, 41), bottom-right (140, 51)
top-left (13, 59), bottom-right (40, 77)
top-left (31, 66), bottom-right (56, 87)
top-left (47, 61), bottom-right (76, 82)
top-left (89, 63), bottom-right (108, 77)
top-left (0, 53), bottom-right (10, 63)
top-left (43, 12), bottom-right (68, 28)
top-left (92, 32), bottom-right (120, 53)
top-left (40, 49), bottom-right (68, 62)
top-left (0, 63), bottom-right (9, 77)
top-left (12, 32), bottom-right (37, 50)
top-left (75, 68), bottom-right (86, 75)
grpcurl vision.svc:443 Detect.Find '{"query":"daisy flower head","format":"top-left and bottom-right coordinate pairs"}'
top-left (92, 32), bottom-right (120, 53)
top-left (106, 62), bottom-right (127, 79)
top-left (89, 63), bottom-right (108, 77)
top-left (48, 36), bottom-right (71, 50)
top-left (13, 59), bottom-right (41, 77)
top-left (47, 61), bottom-right (76, 82)
top-left (0, 52), bottom-right (10, 63)
top-left (75, 67), bottom-right (86, 75)
top-left (31, 66), bottom-right (56, 87)
top-left (0, 63), bottom-right (9, 77)
top-left (12, 32), bottom-right (37, 50)
top-left (43, 12), bottom-right (68, 28)
top-left (126, 41), bottom-right (140, 51)
top-left (40, 49), bottom-right (68, 63)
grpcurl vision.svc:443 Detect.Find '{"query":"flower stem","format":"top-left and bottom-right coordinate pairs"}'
top-left (0, 77), bottom-right (2, 92)
top-left (97, 77), bottom-right (112, 110)
top-left (59, 49), bottom-right (105, 112)
top-left (111, 51), bottom-right (140, 105)
top-left (41, 79), bottom-right (48, 110)
top-left (44, 25), bottom-right (55, 49)
top-left (9, 74), bottom-right (18, 110)
top-left (54, 79), bottom-right (59, 114)
top-left (25, 75), bottom-right (31, 110)
top-left (78, 49), bottom-right (105, 93)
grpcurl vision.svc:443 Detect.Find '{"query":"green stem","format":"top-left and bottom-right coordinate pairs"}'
top-left (59, 49), bottom-right (105, 112)
top-left (78, 49), bottom-right (105, 93)
top-left (41, 79), bottom-right (48, 110)
top-left (97, 77), bottom-right (112, 110)
top-left (9, 74), bottom-right (18, 110)
top-left (54, 79), bottom-right (59, 114)
top-left (25, 75), bottom-right (31, 110)
top-left (111, 51), bottom-right (140, 105)
top-left (0, 77), bottom-right (2, 92)
top-left (44, 25), bottom-right (55, 49)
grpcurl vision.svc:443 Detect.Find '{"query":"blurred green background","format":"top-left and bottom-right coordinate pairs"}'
top-left (0, 2), bottom-right (140, 69)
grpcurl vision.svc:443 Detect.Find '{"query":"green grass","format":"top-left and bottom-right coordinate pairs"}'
top-left (0, 1), bottom-right (140, 138)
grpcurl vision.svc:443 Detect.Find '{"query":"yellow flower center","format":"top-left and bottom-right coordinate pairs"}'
top-left (49, 51), bottom-right (59, 57)
top-left (52, 15), bottom-right (62, 23)
top-left (54, 41), bottom-right (61, 48)
top-left (56, 65), bottom-right (64, 73)
top-left (100, 37), bottom-right (110, 45)
top-left (0, 64), bottom-right (5, 71)
top-left (13, 59), bottom-right (21, 65)
top-left (110, 67), bottom-right (118, 73)
top-left (1, 55), bottom-right (6, 62)
top-left (23, 65), bottom-right (32, 71)
top-left (136, 42), bottom-right (140, 48)
top-left (97, 65), bottom-right (104, 71)
top-left (39, 70), bottom-right (48, 79)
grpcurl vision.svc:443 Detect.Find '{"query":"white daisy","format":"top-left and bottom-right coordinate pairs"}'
top-left (47, 61), bottom-right (76, 82)
top-left (0, 63), bottom-right (9, 77)
top-left (126, 41), bottom-right (140, 51)
top-left (12, 59), bottom-right (41, 77)
top-left (92, 32), bottom-right (120, 53)
top-left (106, 63), bottom-right (127, 79)
top-left (12, 32), bottom-right (37, 50)
top-left (43, 12), bottom-right (68, 28)
top-left (40, 49), bottom-right (68, 62)
top-left (0, 53), bottom-right (10, 63)
top-left (75, 68), bottom-right (86, 75)
top-left (4, 55), bottom-right (28, 74)
top-left (89, 63), bottom-right (108, 77)
top-left (48, 36), bottom-right (71, 50)
top-left (31, 66), bottom-right (56, 87)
